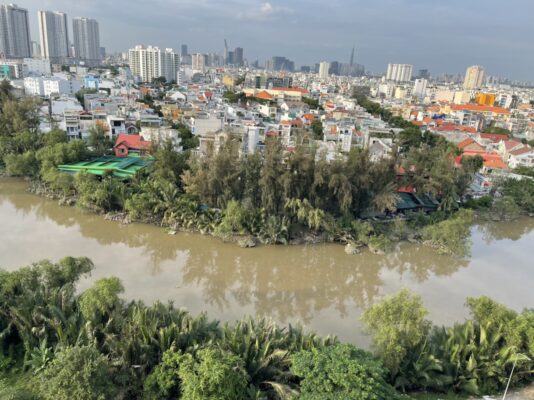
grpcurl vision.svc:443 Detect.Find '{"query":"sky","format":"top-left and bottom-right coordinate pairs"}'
top-left (20, 0), bottom-right (534, 81)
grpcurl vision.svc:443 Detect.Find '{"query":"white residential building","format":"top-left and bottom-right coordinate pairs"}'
top-left (0, 4), bottom-right (31, 58)
top-left (72, 17), bottom-right (100, 66)
top-left (386, 63), bottom-right (413, 82)
top-left (24, 77), bottom-right (44, 95)
top-left (463, 65), bottom-right (485, 89)
top-left (24, 76), bottom-right (81, 96)
top-left (38, 10), bottom-right (69, 63)
top-left (43, 76), bottom-right (81, 97)
top-left (128, 45), bottom-right (180, 82)
top-left (413, 78), bottom-right (428, 99)
top-left (318, 61), bottom-right (330, 80)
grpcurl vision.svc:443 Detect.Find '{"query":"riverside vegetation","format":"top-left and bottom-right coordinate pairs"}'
top-left (0, 257), bottom-right (533, 399)
top-left (3, 81), bottom-right (534, 256)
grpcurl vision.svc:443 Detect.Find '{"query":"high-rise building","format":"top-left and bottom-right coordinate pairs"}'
top-left (463, 65), bottom-right (486, 89)
top-left (267, 56), bottom-right (294, 72)
top-left (386, 63), bottom-right (413, 82)
top-left (413, 78), bottom-right (428, 99)
top-left (0, 3), bottom-right (31, 58)
top-left (191, 53), bottom-right (205, 72)
top-left (318, 61), bottom-right (330, 79)
top-left (72, 17), bottom-right (100, 66)
top-left (181, 44), bottom-right (188, 57)
top-left (128, 45), bottom-right (180, 82)
top-left (38, 11), bottom-right (69, 63)
top-left (234, 47), bottom-right (243, 66)
top-left (329, 61), bottom-right (340, 76)
top-left (417, 69), bottom-right (429, 79)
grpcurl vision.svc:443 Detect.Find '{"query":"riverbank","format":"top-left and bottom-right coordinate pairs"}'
top-left (26, 177), bottom-right (476, 257)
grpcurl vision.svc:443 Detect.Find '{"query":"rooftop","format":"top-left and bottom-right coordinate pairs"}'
top-left (58, 155), bottom-right (153, 178)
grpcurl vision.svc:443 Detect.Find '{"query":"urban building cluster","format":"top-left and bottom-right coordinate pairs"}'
top-left (1, 2), bottom-right (533, 199)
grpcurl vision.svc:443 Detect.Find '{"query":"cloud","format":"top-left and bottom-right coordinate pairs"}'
top-left (237, 2), bottom-right (292, 20)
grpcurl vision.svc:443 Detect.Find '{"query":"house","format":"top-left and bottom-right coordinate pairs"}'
top-left (114, 134), bottom-right (151, 157)
top-left (457, 138), bottom-right (486, 154)
top-left (507, 147), bottom-right (534, 169)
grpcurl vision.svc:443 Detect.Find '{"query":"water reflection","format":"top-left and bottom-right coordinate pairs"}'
top-left (1, 178), bottom-right (534, 342)
top-left (477, 219), bottom-right (534, 244)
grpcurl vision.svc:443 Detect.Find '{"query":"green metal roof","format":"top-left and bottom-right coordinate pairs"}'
top-left (396, 192), bottom-right (420, 210)
top-left (58, 155), bottom-right (153, 178)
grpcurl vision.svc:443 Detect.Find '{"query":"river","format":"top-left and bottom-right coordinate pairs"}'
top-left (1, 178), bottom-right (533, 345)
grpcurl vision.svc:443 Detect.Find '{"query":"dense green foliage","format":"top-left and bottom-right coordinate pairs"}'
top-left (0, 259), bottom-right (532, 398)
top-left (363, 291), bottom-right (534, 395)
top-left (35, 345), bottom-right (116, 400)
top-left (291, 344), bottom-right (399, 399)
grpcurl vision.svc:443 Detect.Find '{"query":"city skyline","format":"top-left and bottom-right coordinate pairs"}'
top-left (11, 0), bottom-right (534, 81)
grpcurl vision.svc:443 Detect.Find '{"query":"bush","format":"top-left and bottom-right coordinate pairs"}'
top-left (177, 346), bottom-right (249, 400)
top-left (35, 345), bottom-right (116, 400)
top-left (421, 209), bottom-right (473, 256)
top-left (291, 343), bottom-right (400, 399)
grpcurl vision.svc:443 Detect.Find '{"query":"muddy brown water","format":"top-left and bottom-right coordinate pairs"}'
top-left (1, 178), bottom-right (533, 345)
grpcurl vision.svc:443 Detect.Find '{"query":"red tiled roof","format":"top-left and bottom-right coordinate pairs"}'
top-left (436, 123), bottom-right (477, 133)
top-left (115, 134), bottom-right (151, 150)
top-left (255, 90), bottom-right (274, 100)
top-left (479, 133), bottom-right (508, 142)
top-left (509, 146), bottom-right (533, 156)
top-left (503, 139), bottom-right (523, 151)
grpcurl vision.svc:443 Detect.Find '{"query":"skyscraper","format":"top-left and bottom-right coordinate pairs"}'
top-left (350, 46), bottom-right (355, 66)
top-left (38, 10), bottom-right (69, 63)
top-left (234, 47), bottom-right (243, 66)
top-left (318, 61), bottom-right (330, 79)
top-left (181, 44), bottom-right (188, 57)
top-left (191, 53), bottom-right (205, 72)
top-left (463, 65), bottom-right (486, 89)
top-left (72, 17), bottom-right (100, 66)
top-left (128, 45), bottom-right (180, 82)
top-left (0, 3), bottom-right (31, 58)
top-left (386, 63), bottom-right (413, 82)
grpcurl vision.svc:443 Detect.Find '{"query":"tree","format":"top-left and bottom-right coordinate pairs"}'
top-left (143, 347), bottom-right (182, 400)
top-left (291, 344), bottom-right (400, 400)
top-left (260, 137), bottom-right (285, 214)
top-left (88, 125), bottom-right (112, 156)
top-left (483, 126), bottom-right (511, 136)
top-left (177, 346), bottom-right (249, 400)
top-left (461, 155), bottom-right (484, 174)
top-left (151, 138), bottom-right (189, 186)
top-left (362, 289), bottom-right (431, 380)
top-left (310, 119), bottom-right (323, 140)
top-left (35, 345), bottom-right (116, 400)
top-left (79, 277), bottom-right (124, 324)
